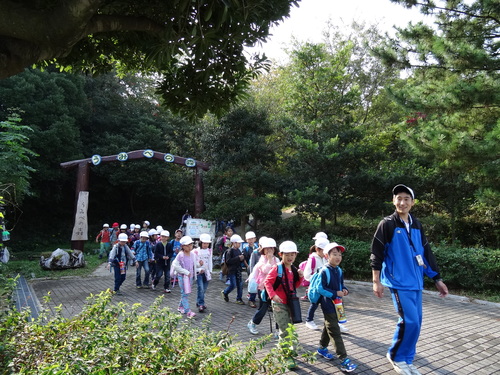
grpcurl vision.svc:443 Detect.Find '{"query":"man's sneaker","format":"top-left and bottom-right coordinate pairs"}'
top-left (247, 320), bottom-right (259, 335)
top-left (387, 353), bottom-right (412, 375)
top-left (286, 357), bottom-right (297, 370)
top-left (177, 306), bottom-right (185, 314)
top-left (151, 285), bottom-right (156, 290)
top-left (248, 301), bottom-right (257, 308)
top-left (305, 320), bottom-right (319, 330)
top-left (339, 323), bottom-right (349, 333)
top-left (164, 288), bottom-right (171, 293)
top-left (340, 358), bottom-right (357, 372)
top-left (235, 300), bottom-right (245, 305)
top-left (115, 290), bottom-right (122, 295)
top-left (186, 311), bottom-right (196, 319)
top-left (136, 285), bottom-right (142, 289)
top-left (221, 291), bottom-right (229, 302)
top-left (317, 347), bottom-right (334, 360)
top-left (407, 364), bottom-right (422, 375)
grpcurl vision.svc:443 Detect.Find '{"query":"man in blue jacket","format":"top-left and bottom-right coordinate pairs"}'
top-left (371, 184), bottom-right (448, 375)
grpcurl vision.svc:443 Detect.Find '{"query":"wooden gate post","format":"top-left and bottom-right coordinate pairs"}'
top-left (71, 162), bottom-right (89, 251)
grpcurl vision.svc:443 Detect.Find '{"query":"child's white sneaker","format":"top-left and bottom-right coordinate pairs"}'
top-left (339, 323), bottom-right (349, 333)
top-left (247, 320), bottom-right (259, 335)
top-left (305, 320), bottom-right (319, 330)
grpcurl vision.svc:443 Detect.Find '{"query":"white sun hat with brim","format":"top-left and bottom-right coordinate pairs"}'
top-left (230, 234), bottom-right (244, 243)
top-left (199, 233), bottom-right (212, 243)
top-left (312, 231), bottom-right (328, 240)
top-left (324, 242), bottom-right (346, 255)
top-left (118, 233), bottom-right (128, 241)
top-left (245, 231), bottom-right (257, 240)
top-left (180, 236), bottom-right (194, 245)
top-left (260, 237), bottom-right (277, 249)
top-left (160, 230), bottom-right (170, 237)
top-left (140, 231), bottom-right (149, 238)
top-left (315, 238), bottom-right (329, 249)
top-left (279, 240), bottom-right (298, 253)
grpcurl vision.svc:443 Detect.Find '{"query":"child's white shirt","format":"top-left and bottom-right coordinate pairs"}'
top-left (194, 247), bottom-right (213, 281)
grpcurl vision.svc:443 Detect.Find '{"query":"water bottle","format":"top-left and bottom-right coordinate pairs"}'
top-left (334, 297), bottom-right (347, 324)
top-left (2, 230), bottom-right (10, 241)
top-left (182, 274), bottom-right (192, 294)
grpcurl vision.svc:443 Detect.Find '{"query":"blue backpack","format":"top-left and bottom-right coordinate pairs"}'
top-left (308, 266), bottom-right (342, 304)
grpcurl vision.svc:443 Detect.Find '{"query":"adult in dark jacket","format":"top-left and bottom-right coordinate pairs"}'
top-left (153, 230), bottom-right (174, 293)
top-left (371, 184), bottom-right (448, 375)
top-left (221, 234), bottom-right (246, 304)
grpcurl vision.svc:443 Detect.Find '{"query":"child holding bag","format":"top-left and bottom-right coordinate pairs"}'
top-left (246, 237), bottom-right (280, 335)
top-left (264, 240), bottom-right (304, 370)
top-left (194, 233), bottom-right (213, 313)
top-left (171, 236), bottom-right (198, 318)
top-left (315, 242), bottom-right (357, 372)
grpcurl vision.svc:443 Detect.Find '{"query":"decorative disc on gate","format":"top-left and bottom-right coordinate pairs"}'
top-left (117, 152), bottom-right (128, 161)
top-left (185, 158), bottom-right (196, 167)
top-left (143, 149), bottom-right (154, 158)
top-left (91, 155), bottom-right (102, 165)
top-left (164, 153), bottom-right (175, 163)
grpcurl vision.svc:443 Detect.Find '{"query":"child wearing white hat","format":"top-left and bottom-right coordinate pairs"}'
top-left (193, 233), bottom-right (213, 312)
top-left (171, 236), bottom-right (198, 318)
top-left (221, 234), bottom-right (246, 305)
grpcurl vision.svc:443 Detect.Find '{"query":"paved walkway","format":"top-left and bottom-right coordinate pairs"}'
top-left (22, 264), bottom-right (500, 374)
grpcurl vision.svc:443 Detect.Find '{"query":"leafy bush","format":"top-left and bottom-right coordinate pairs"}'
top-left (315, 236), bottom-right (500, 297)
top-left (1, 292), bottom-right (293, 374)
top-left (431, 245), bottom-right (500, 292)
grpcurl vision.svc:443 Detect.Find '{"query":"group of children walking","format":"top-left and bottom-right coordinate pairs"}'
top-left (104, 223), bottom-right (357, 372)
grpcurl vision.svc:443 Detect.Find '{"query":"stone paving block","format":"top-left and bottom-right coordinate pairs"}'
top-left (24, 266), bottom-right (500, 375)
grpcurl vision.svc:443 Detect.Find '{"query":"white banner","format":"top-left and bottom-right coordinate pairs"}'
top-left (185, 218), bottom-right (215, 239)
top-left (71, 191), bottom-right (89, 241)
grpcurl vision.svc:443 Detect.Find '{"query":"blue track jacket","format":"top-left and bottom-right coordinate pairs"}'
top-left (370, 211), bottom-right (441, 290)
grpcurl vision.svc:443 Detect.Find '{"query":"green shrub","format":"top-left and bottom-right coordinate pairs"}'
top-left (431, 245), bottom-right (500, 292)
top-left (318, 236), bottom-right (500, 297)
top-left (1, 292), bottom-right (294, 374)
top-left (334, 237), bottom-right (372, 281)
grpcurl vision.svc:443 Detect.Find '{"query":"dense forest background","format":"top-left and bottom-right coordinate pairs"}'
top-left (1, 8), bottom-right (498, 250)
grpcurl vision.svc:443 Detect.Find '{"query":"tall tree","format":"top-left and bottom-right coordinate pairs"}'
top-left (0, 111), bottom-right (37, 205)
top-left (373, 0), bottom-right (500, 242)
top-left (201, 106), bottom-right (282, 230)
top-left (262, 23), bottom-right (402, 227)
top-left (0, 0), bottom-right (298, 117)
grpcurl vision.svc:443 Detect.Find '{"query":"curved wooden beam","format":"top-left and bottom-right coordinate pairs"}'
top-left (60, 149), bottom-right (210, 171)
